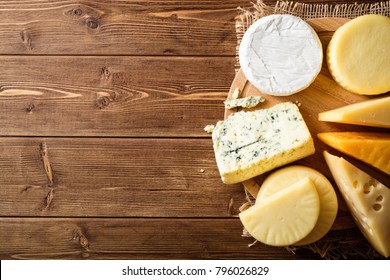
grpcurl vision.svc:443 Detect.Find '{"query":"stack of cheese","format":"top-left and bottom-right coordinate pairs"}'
top-left (240, 166), bottom-right (338, 247)
top-left (318, 15), bottom-right (390, 258)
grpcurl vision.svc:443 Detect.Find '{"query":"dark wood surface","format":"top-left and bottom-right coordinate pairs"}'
top-left (0, 0), bottom-right (385, 259)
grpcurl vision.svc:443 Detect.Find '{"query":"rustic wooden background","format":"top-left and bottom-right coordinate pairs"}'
top-left (0, 0), bottom-right (383, 260)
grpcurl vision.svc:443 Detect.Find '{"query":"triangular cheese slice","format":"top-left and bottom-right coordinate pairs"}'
top-left (324, 151), bottom-right (390, 257)
top-left (318, 132), bottom-right (390, 175)
top-left (319, 96), bottom-right (390, 128)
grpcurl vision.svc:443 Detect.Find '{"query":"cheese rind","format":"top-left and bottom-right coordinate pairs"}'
top-left (212, 102), bottom-right (315, 184)
top-left (318, 96), bottom-right (390, 128)
top-left (257, 165), bottom-right (338, 245)
top-left (324, 151), bottom-right (390, 257)
top-left (318, 132), bottom-right (390, 175)
top-left (239, 14), bottom-right (323, 96)
top-left (327, 15), bottom-right (390, 95)
top-left (239, 177), bottom-right (320, 246)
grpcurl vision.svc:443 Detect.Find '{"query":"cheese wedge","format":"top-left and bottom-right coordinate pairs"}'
top-left (319, 96), bottom-right (390, 128)
top-left (239, 177), bottom-right (320, 246)
top-left (239, 14), bottom-right (323, 96)
top-left (324, 151), bottom-right (390, 257)
top-left (318, 132), bottom-right (390, 175)
top-left (212, 102), bottom-right (315, 184)
top-left (257, 166), bottom-right (338, 245)
top-left (327, 15), bottom-right (390, 95)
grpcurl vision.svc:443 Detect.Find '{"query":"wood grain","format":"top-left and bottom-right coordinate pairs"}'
top-left (0, 0), bottom-right (386, 261)
top-left (0, 217), bottom-right (325, 259)
top-left (0, 56), bottom-right (234, 137)
top-left (0, 0), bottom-right (250, 55)
top-left (0, 137), bottom-right (248, 217)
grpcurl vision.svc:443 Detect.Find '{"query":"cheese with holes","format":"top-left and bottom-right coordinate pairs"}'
top-left (327, 15), bottom-right (390, 95)
top-left (257, 166), bottom-right (338, 245)
top-left (239, 14), bottom-right (323, 96)
top-left (212, 102), bottom-right (315, 184)
top-left (240, 177), bottom-right (320, 246)
top-left (319, 96), bottom-right (390, 128)
top-left (318, 132), bottom-right (390, 175)
top-left (324, 151), bottom-right (390, 257)
top-left (224, 96), bottom-right (265, 109)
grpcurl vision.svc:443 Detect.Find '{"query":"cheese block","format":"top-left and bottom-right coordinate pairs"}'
top-left (318, 132), bottom-right (390, 175)
top-left (327, 15), bottom-right (390, 95)
top-left (257, 166), bottom-right (338, 245)
top-left (212, 102), bottom-right (315, 184)
top-left (324, 151), bottom-right (390, 257)
top-left (239, 14), bottom-right (323, 96)
top-left (224, 96), bottom-right (265, 109)
top-left (239, 177), bottom-right (320, 246)
top-left (318, 96), bottom-right (390, 128)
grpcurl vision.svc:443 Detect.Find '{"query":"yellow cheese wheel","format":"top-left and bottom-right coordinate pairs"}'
top-left (327, 15), bottom-right (390, 95)
top-left (257, 165), bottom-right (338, 245)
top-left (239, 177), bottom-right (320, 246)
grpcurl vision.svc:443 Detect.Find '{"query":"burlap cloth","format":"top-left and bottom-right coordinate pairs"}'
top-left (235, 1), bottom-right (390, 259)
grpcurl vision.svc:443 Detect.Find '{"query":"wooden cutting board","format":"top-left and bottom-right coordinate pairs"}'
top-left (227, 18), bottom-right (390, 231)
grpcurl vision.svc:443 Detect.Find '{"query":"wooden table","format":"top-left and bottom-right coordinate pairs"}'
top-left (0, 0), bottom-right (384, 260)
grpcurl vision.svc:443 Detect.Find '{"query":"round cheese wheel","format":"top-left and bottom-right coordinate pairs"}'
top-left (327, 15), bottom-right (390, 95)
top-left (239, 14), bottom-right (323, 96)
top-left (257, 165), bottom-right (338, 245)
top-left (240, 177), bottom-right (320, 246)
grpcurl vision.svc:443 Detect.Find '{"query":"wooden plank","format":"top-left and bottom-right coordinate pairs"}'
top-left (0, 217), bottom-right (322, 259)
top-left (0, 56), bottom-right (233, 137)
top-left (0, 0), bottom-right (249, 56)
top-left (0, 137), bottom-right (248, 217)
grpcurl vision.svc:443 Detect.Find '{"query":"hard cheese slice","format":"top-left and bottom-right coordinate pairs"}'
top-left (318, 132), bottom-right (390, 175)
top-left (239, 177), bottom-right (320, 246)
top-left (327, 14), bottom-right (390, 95)
top-left (257, 166), bottom-right (338, 245)
top-left (239, 14), bottom-right (323, 96)
top-left (212, 102), bottom-right (315, 184)
top-left (318, 96), bottom-right (390, 128)
top-left (324, 151), bottom-right (390, 257)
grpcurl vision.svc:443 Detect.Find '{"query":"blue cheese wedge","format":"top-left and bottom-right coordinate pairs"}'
top-left (224, 96), bottom-right (265, 109)
top-left (212, 102), bottom-right (315, 184)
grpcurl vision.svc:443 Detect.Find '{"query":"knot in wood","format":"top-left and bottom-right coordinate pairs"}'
top-left (20, 30), bottom-right (33, 50)
top-left (86, 18), bottom-right (100, 29)
top-left (79, 235), bottom-right (90, 250)
top-left (26, 103), bottom-right (35, 113)
top-left (96, 96), bottom-right (111, 109)
top-left (66, 8), bottom-right (84, 17)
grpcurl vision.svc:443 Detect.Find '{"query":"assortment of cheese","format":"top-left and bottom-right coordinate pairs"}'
top-left (208, 14), bottom-right (390, 257)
